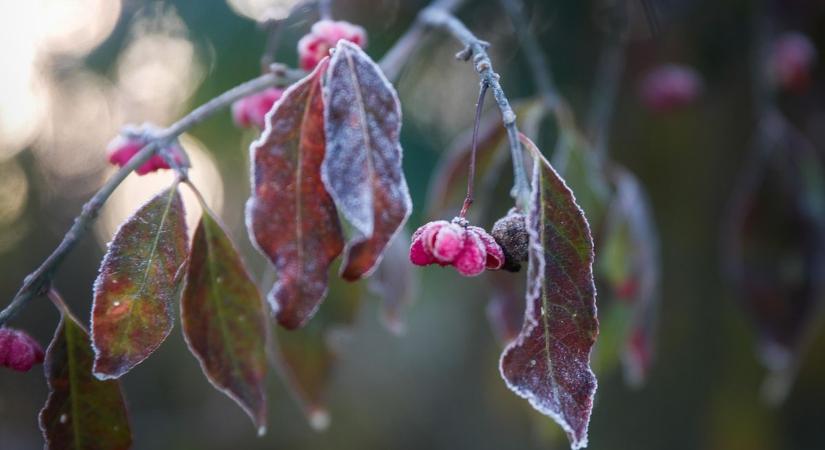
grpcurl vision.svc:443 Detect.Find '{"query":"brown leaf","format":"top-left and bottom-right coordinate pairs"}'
top-left (322, 40), bottom-right (412, 281)
top-left (500, 135), bottom-right (599, 450)
top-left (182, 204), bottom-right (268, 434)
top-left (40, 298), bottom-right (132, 450)
top-left (247, 58), bottom-right (344, 329)
top-left (92, 186), bottom-right (188, 379)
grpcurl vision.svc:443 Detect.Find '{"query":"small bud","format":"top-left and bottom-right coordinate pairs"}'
top-left (639, 64), bottom-right (702, 112)
top-left (297, 20), bottom-right (367, 71)
top-left (492, 210), bottom-right (529, 272)
top-left (0, 328), bottom-right (44, 372)
top-left (231, 88), bottom-right (284, 130)
top-left (771, 32), bottom-right (817, 94)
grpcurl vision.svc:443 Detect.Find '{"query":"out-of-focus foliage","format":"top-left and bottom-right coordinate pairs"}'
top-left (2, 0), bottom-right (825, 449)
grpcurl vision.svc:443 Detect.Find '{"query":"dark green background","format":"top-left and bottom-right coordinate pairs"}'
top-left (2, 0), bottom-right (825, 449)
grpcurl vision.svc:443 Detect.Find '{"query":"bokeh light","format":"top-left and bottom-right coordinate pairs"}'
top-left (226, 0), bottom-right (302, 22)
top-left (95, 134), bottom-right (225, 246)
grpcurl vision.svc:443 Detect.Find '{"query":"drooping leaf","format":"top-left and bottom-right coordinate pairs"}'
top-left (368, 231), bottom-right (417, 335)
top-left (271, 276), bottom-right (362, 429)
top-left (500, 135), bottom-right (598, 450)
top-left (92, 186), bottom-right (188, 379)
top-left (595, 165), bottom-right (660, 386)
top-left (426, 99), bottom-right (547, 221)
top-left (247, 58), bottom-right (344, 329)
top-left (322, 40), bottom-right (412, 281)
top-left (723, 113), bottom-right (825, 403)
top-left (182, 203), bottom-right (268, 434)
top-left (40, 298), bottom-right (132, 450)
top-left (486, 270), bottom-right (526, 346)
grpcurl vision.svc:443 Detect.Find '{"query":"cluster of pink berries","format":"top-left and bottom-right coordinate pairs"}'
top-left (409, 219), bottom-right (504, 277)
top-left (229, 20), bottom-right (366, 131)
top-left (0, 328), bottom-right (44, 372)
top-left (297, 20), bottom-right (367, 71)
top-left (106, 125), bottom-right (187, 176)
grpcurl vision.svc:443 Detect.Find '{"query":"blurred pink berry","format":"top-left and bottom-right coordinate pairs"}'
top-left (231, 88), bottom-right (284, 129)
top-left (772, 32), bottom-right (817, 93)
top-left (297, 20), bottom-right (367, 71)
top-left (0, 328), bottom-right (44, 372)
top-left (639, 64), bottom-right (702, 112)
top-left (409, 219), bottom-right (503, 277)
top-left (106, 127), bottom-right (187, 176)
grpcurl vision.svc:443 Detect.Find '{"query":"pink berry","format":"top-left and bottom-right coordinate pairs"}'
top-left (106, 127), bottom-right (187, 175)
top-left (469, 226), bottom-right (504, 270)
top-left (772, 32), bottom-right (817, 93)
top-left (453, 232), bottom-right (487, 277)
top-left (297, 20), bottom-right (367, 71)
top-left (639, 64), bottom-right (702, 112)
top-left (0, 328), bottom-right (44, 372)
top-left (409, 219), bottom-right (505, 277)
top-left (231, 88), bottom-right (284, 129)
top-left (430, 222), bottom-right (465, 263)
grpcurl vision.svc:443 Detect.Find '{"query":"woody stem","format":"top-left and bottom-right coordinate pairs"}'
top-left (459, 81), bottom-right (489, 219)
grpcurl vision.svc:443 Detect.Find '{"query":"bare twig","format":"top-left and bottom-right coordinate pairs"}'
top-left (418, 7), bottom-right (531, 207)
top-left (318, 0), bottom-right (333, 20)
top-left (0, 69), bottom-right (302, 327)
top-left (378, 0), bottom-right (467, 81)
top-left (587, 0), bottom-right (628, 159)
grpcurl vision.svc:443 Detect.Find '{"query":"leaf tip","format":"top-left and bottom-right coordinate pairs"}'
top-left (309, 408), bottom-right (331, 431)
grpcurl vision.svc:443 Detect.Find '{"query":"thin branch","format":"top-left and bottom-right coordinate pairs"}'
top-left (459, 81), bottom-right (489, 219)
top-left (0, 69), bottom-right (302, 327)
top-left (418, 7), bottom-right (531, 207)
top-left (378, 0), bottom-right (468, 81)
top-left (498, 0), bottom-right (560, 110)
top-left (318, 0), bottom-right (333, 20)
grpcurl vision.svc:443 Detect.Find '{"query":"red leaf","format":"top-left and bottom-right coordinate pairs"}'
top-left (40, 299), bottom-right (132, 450)
top-left (92, 186), bottom-right (188, 379)
top-left (500, 135), bottom-right (598, 450)
top-left (322, 40), bottom-right (412, 281)
top-left (723, 113), bottom-right (825, 402)
top-left (247, 58), bottom-right (345, 329)
top-left (271, 280), bottom-right (362, 429)
top-left (182, 204), bottom-right (268, 434)
top-left (368, 231), bottom-right (417, 335)
top-left (486, 271), bottom-right (526, 346)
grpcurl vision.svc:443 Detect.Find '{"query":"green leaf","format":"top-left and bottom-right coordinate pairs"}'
top-left (182, 203), bottom-right (268, 435)
top-left (500, 135), bottom-right (599, 450)
top-left (92, 186), bottom-right (188, 379)
top-left (40, 300), bottom-right (132, 450)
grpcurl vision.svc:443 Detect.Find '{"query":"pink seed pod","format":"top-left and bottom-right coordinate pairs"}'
top-left (771, 32), bottom-right (817, 94)
top-left (639, 64), bottom-right (703, 112)
top-left (0, 328), bottom-right (44, 372)
top-left (409, 218), bottom-right (504, 277)
top-left (106, 125), bottom-right (187, 175)
top-left (297, 20), bottom-right (367, 71)
top-left (231, 87), bottom-right (285, 129)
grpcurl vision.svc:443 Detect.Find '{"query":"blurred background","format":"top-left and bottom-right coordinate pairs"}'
top-left (2, 0), bottom-right (825, 448)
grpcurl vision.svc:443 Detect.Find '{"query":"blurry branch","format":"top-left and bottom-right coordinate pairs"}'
top-left (0, 68), bottom-right (302, 328)
top-left (587, 0), bottom-right (629, 159)
top-left (378, 0), bottom-right (467, 80)
top-left (415, 6), bottom-right (532, 207)
top-left (318, 0), bottom-right (333, 20)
